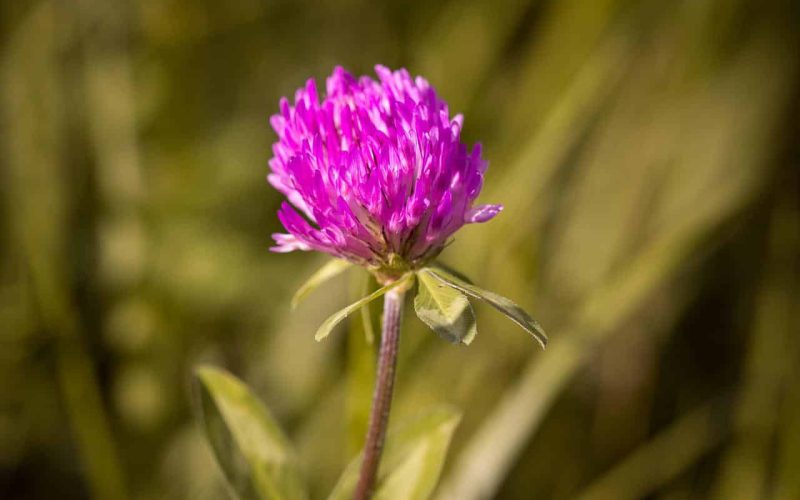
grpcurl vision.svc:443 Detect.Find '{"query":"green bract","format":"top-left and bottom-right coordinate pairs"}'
top-left (414, 270), bottom-right (477, 345)
top-left (315, 273), bottom-right (415, 341)
top-left (291, 258), bottom-right (352, 309)
top-left (419, 267), bottom-right (548, 349)
top-left (293, 258), bottom-right (547, 349)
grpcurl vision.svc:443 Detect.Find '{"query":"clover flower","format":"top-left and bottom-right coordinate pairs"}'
top-left (191, 66), bottom-right (548, 500)
top-left (269, 65), bottom-right (546, 348)
top-left (268, 65), bottom-right (502, 280)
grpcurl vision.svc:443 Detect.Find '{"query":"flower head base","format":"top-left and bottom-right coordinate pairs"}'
top-left (269, 65), bottom-right (502, 280)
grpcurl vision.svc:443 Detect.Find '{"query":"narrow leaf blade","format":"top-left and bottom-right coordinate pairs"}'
top-left (315, 273), bottom-right (414, 341)
top-left (414, 270), bottom-right (477, 345)
top-left (194, 366), bottom-right (307, 500)
top-left (360, 272), bottom-right (376, 345)
top-left (328, 407), bottom-right (462, 500)
top-left (291, 259), bottom-right (352, 309)
top-left (424, 267), bottom-right (548, 348)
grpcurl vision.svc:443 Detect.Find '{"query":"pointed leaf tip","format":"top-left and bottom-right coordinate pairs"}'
top-left (291, 258), bottom-right (352, 310)
top-left (193, 365), bottom-right (307, 500)
top-left (423, 267), bottom-right (548, 349)
top-left (315, 273), bottom-right (414, 341)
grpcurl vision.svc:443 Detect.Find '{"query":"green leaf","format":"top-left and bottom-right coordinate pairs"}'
top-left (328, 407), bottom-right (462, 500)
top-left (423, 267), bottom-right (548, 349)
top-left (291, 259), bottom-right (352, 309)
top-left (193, 366), bottom-right (307, 500)
top-left (315, 273), bottom-right (414, 341)
top-left (414, 270), bottom-right (477, 345)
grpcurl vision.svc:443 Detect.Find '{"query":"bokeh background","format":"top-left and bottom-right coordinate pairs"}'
top-left (1, 0), bottom-right (799, 498)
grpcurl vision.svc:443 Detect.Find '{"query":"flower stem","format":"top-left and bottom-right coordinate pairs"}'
top-left (354, 287), bottom-right (405, 500)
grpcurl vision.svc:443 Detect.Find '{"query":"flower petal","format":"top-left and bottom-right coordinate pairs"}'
top-left (270, 233), bottom-right (312, 253)
top-left (267, 66), bottom-right (499, 266)
top-left (465, 204), bottom-right (503, 223)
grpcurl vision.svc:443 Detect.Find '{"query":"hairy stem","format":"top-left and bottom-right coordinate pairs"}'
top-left (354, 288), bottom-right (405, 500)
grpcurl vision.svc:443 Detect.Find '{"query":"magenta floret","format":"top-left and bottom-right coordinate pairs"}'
top-left (268, 65), bottom-right (501, 272)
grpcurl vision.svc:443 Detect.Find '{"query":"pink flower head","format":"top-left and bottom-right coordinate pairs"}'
top-left (268, 65), bottom-right (502, 277)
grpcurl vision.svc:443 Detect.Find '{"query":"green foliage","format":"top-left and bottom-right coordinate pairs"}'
top-left (194, 366), bottom-right (307, 500)
top-left (414, 270), bottom-right (477, 345)
top-left (195, 366), bottom-right (460, 500)
top-left (315, 273), bottom-right (414, 341)
top-left (328, 408), bottom-right (462, 500)
top-left (3, 1), bottom-right (798, 499)
top-left (359, 272), bottom-right (377, 345)
top-left (291, 259), bottom-right (353, 310)
top-left (421, 267), bottom-right (548, 349)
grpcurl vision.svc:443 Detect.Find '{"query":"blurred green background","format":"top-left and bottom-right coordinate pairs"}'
top-left (1, 0), bottom-right (799, 498)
